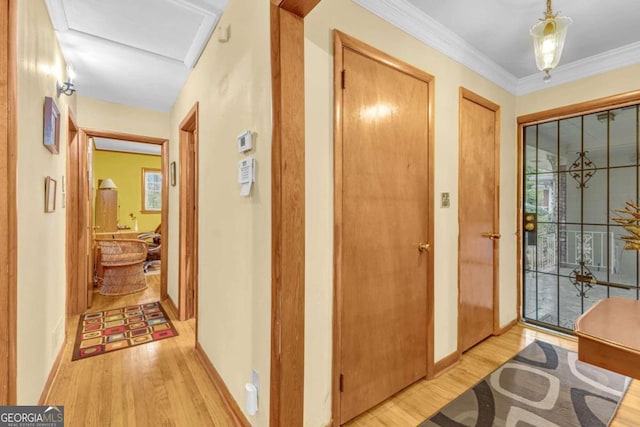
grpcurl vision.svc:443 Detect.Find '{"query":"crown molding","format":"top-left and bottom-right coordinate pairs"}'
top-left (516, 41), bottom-right (640, 95)
top-left (353, 0), bottom-right (518, 93)
top-left (353, 0), bottom-right (640, 97)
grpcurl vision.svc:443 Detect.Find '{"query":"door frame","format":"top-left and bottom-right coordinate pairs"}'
top-left (65, 108), bottom-right (84, 315)
top-left (68, 128), bottom-right (169, 315)
top-left (269, 1), bottom-right (321, 425)
top-left (516, 90), bottom-right (640, 321)
top-left (331, 30), bottom-right (435, 423)
top-left (178, 102), bottom-right (199, 321)
top-left (457, 88), bottom-right (501, 354)
top-left (0, 0), bottom-right (17, 405)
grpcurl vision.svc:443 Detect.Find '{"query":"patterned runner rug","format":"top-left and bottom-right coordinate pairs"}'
top-left (72, 301), bottom-right (178, 361)
top-left (420, 340), bottom-right (630, 426)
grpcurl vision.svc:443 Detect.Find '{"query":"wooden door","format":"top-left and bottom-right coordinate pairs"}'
top-left (458, 88), bottom-right (500, 353)
top-left (338, 46), bottom-right (431, 423)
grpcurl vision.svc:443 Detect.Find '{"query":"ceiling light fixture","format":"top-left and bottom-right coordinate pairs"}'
top-left (530, 0), bottom-right (571, 82)
top-left (56, 64), bottom-right (76, 97)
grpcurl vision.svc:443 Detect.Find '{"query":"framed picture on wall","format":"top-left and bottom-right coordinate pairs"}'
top-left (43, 96), bottom-right (60, 154)
top-left (45, 176), bottom-right (57, 213)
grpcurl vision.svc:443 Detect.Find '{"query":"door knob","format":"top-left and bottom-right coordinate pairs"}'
top-left (482, 232), bottom-right (501, 240)
top-left (418, 242), bottom-right (430, 252)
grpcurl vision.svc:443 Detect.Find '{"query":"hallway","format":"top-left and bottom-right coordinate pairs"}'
top-left (43, 276), bottom-right (235, 426)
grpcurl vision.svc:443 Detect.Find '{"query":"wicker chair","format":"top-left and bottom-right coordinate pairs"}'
top-left (97, 239), bottom-right (148, 295)
top-left (137, 231), bottom-right (161, 273)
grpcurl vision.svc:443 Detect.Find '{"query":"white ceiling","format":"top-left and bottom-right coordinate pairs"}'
top-left (45, 0), bottom-right (227, 112)
top-left (45, 0), bottom-right (640, 111)
top-left (356, 0), bottom-right (640, 95)
top-left (93, 137), bottom-right (161, 156)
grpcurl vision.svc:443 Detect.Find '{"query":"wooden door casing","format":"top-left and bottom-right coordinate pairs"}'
top-left (334, 32), bottom-right (435, 424)
top-left (179, 103), bottom-right (199, 321)
top-left (458, 88), bottom-right (500, 353)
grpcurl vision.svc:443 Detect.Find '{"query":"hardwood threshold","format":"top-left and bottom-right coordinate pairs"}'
top-left (38, 338), bottom-right (67, 405)
top-left (519, 321), bottom-right (578, 342)
top-left (194, 342), bottom-right (251, 427)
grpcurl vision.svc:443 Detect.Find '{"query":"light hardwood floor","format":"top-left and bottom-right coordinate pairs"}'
top-left (346, 324), bottom-right (640, 426)
top-left (44, 278), bottom-right (640, 426)
top-left (44, 275), bottom-right (236, 426)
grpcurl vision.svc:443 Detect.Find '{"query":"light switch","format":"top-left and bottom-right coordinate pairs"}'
top-left (441, 192), bottom-right (450, 208)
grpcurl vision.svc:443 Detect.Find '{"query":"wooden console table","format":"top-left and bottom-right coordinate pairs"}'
top-left (574, 297), bottom-right (640, 379)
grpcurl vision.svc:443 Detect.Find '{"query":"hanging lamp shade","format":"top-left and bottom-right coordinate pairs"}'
top-left (530, 0), bottom-right (571, 82)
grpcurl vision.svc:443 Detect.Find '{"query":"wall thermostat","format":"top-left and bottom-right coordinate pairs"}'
top-left (237, 130), bottom-right (252, 153)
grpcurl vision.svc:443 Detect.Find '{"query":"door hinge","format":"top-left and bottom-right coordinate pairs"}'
top-left (339, 374), bottom-right (344, 392)
top-left (341, 70), bottom-right (345, 90)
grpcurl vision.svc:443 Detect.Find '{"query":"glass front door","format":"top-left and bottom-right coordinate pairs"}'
top-left (523, 104), bottom-right (640, 332)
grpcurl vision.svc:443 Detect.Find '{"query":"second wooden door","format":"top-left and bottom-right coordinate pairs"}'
top-left (458, 88), bottom-right (500, 353)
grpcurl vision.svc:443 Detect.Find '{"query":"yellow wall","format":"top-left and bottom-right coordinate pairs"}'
top-left (168, 0), bottom-right (272, 424)
top-left (93, 150), bottom-right (162, 232)
top-left (304, 0), bottom-right (519, 424)
top-left (16, 0), bottom-right (77, 404)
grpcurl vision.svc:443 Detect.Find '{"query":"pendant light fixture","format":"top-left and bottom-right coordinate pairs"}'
top-left (530, 0), bottom-right (571, 82)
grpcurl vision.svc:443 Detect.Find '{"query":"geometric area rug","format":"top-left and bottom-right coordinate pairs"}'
top-left (72, 301), bottom-right (178, 361)
top-left (419, 340), bottom-right (631, 427)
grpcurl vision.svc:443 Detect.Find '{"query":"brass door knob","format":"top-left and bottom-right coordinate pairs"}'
top-left (482, 232), bottom-right (501, 240)
top-left (418, 242), bottom-right (430, 252)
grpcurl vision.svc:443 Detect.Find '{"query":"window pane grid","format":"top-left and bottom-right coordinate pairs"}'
top-left (523, 104), bottom-right (640, 331)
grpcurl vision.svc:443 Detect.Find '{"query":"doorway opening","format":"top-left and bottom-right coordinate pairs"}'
top-left (66, 128), bottom-right (168, 318)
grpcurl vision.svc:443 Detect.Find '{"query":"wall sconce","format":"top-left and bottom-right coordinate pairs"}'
top-left (57, 64), bottom-right (76, 97)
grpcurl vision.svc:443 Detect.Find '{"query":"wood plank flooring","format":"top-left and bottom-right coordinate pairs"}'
top-left (44, 279), bottom-right (640, 426)
top-left (43, 275), bottom-right (236, 426)
top-left (346, 324), bottom-right (640, 426)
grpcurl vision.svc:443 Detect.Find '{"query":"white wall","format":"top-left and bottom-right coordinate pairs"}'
top-left (16, 0), bottom-right (76, 404)
top-left (76, 96), bottom-right (170, 138)
top-left (516, 65), bottom-right (640, 117)
top-left (304, 0), bottom-right (518, 425)
top-left (168, 0), bottom-right (272, 425)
